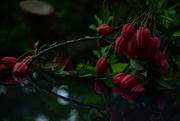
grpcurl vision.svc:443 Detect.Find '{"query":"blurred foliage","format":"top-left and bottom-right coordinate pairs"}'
top-left (0, 0), bottom-right (180, 121)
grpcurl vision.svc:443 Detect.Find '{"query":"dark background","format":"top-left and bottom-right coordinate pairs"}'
top-left (0, 0), bottom-right (180, 121)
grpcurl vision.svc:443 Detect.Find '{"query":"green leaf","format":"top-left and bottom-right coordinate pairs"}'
top-left (173, 31), bottom-right (180, 36)
top-left (83, 93), bottom-right (102, 104)
top-left (79, 74), bottom-right (92, 77)
top-left (100, 45), bottom-right (110, 58)
top-left (94, 14), bottom-right (102, 25)
top-left (57, 71), bottom-right (70, 76)
top-left (111, 63), bottom-right (129, 73)
top-left (130, 59), bottom-right (144, 70)
top-left (107, 55), bottom-right (118, 64)
top-left (108, 16), bottom-right (114, 21)
top-left (41, 62), bottom-right (61, 69)
top-left (157, 79), bottom-right (175, 89)
top-left (89, 24), bottom-right (97, 30)
top-left (93, 50), bottom-right (101, 58)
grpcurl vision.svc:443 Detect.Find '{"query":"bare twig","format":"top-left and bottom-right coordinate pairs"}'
top-left (28, 36), bottom-right (115, 65)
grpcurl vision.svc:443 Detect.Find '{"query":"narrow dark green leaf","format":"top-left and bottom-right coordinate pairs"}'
top-left (94, 14), bottom-right (102, 25)
top-left (130, 59), bottom-right (144, 70)
top-left (157, 79), bottom-right (175, 89)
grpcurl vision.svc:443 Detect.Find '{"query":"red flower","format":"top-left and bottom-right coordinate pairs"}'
top-left (136, 46), bottom-right (149, 61)
top-left (147, 37), bottom-right (160, 58)
top-left (121, 74), bottom-right (139, 88)
top-left (22, 56), bottom-right (32, 63)
top-left (113, 73), bottom-right (128, 84)
top-left (152, 50), bottom-right (165, 62)
top-left (121, 23), bottom-right (135, 39)
top-left (1, 57), bottom-right (17, 68)
top-left (127, 36), bottom-right (138, 58)
top-left (136, 27), bottom-right (150, 47)
top-left (13, 62), bottom-right (28, 76)
top-left (94, 80), bottom-right (107, 94)
top-left (0, 64), bottom-right (7, 68)
top-left (155, 58), bottom-right (168, 76)
top-left (95, 58), bottom-right (109, 74)
top-left (115, 36), bottom-right (128, 54)
top-left (97, 24), bottom-right (114, 35)
top-left (131, 84), bottom-right (145, 92)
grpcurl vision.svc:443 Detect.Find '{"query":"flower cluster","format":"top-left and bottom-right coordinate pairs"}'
top-left (0, 56), bottom-right (32, 84)
top-left (113, 73), bottom-right (145, 99)
top-left (96, 15), bottom-right (169, 99)
top-left (115, 23), bottom-right (168, 76)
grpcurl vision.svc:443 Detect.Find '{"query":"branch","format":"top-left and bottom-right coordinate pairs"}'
top-left (28, 36), bottom-right (115, 65)
top-left (27, 74), bottom-right (112, 111)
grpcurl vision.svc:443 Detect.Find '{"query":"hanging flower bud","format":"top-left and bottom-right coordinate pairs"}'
top-left (121, 74), bottom-right (139, 88)
top-left (97, 24), bottom-right (114, 35)
top-left (152, 50), bottom-right (165, 63)
top-left (136, 46), bottom-right (149, 61)
top-left (127, 36), bottom-right (138, 58)
top-left (1, 57), bottom-right (17, 68)
top-left (155, 58), bottom-right (168, 76)
top-left (121, 23), bottom-right (135, 39)
top-left (94, 80), bottom-right (107, 94)
top-left (115, 36), bottom-right (128, 54)
top-left (113, 73), bottom-right (128, 84)
top-left (95, 58), bottom-right (109, 74)
top-left (13, 62), bottom-right (28, 76)
top-left (131, 84), bottom-right (145, 92)
top-left (147, 37), bottom-right (160, 58)
top-left (136, 27), bottom-right (150, 47)
top-left (22, 56), bottom-right (32, 63)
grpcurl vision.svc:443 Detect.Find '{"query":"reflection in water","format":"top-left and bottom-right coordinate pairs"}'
top-left (52, 85), bottom-right (69, 105)
top-left (35, 113), bottom-right (49, 121)
top-left (0, 84), bottom-right (7, 95)
top-left (62, 109), bottom-right (78, 121)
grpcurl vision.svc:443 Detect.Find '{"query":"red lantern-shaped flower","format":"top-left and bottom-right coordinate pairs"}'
top-left (121, 74), bottom-right (139, 88)
top-left (1, 57), bottom-right (17, 68)
top-left (115, 36), bottom-right (128, 54)
top-left (155, 58), bottom-right (168, 76)
top-left (113, 73), bottom-right (128, 84)
top-left (97, 24), bottom-right (114, 35)
top-left (0, 64), bottom-right (7, 69)
top-left (136, 27), bottom-right (150, 47)
top-left (22, 56), bottom-right (32, 63)
top-left (13, 62), bottom-right (28, 76)
top-left (137, 47), bottom-right (149, 61)
top-left (94, 80), bottom-right (107, 94)
top-left (131, 84), bottom-right (145, 92)
top-left (121, 23), bottom-right (135, 39)
top-left (127, 36), bottom-right (138, 58)
top-left (95, 58), bottom-right (109, 74)
top-left (152, 50), bottom-right (165, 63)
top-left (147, 37), bottom-right (160, 58)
